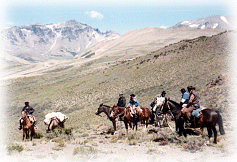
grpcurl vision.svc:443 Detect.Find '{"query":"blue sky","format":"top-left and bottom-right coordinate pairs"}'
top-left (0, 0), bottom-right (235, 34)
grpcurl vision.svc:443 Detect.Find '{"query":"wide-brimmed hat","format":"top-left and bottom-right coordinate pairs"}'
top-left (187, 86), bottom-right (195, 91)
top-left (161, 91), bottom-right (166, 94)
top-left (180, 88), bottom-right (186, 93)
top-left (130, 94), bottom-right (136, 97)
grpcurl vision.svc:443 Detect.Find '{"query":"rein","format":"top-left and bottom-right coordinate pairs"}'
top-left (167, 102), bottom-right (175, 119)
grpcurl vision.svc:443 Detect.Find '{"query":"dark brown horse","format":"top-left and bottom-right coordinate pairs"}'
top-left (21, 111), bottom-right (34, 141)
top-left (162, 98), bottom-right (225, 144)
top-left (95, 104), bottom-right (117, 131)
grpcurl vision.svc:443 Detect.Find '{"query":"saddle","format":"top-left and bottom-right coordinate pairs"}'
top-left (28, 115), bottom-right (36, 124)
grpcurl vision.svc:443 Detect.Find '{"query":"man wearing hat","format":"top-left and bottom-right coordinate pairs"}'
top-left (18, 102), bottom-right (36, 130)
top-left (117, 93), bottom-right (126, 107)
top-left (181, 86), bottom-right (201, 121)
top-left (161, 91), bottom-right (166, 97)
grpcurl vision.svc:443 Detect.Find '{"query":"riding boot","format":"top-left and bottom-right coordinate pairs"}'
top-left (18, 119), bottom-right (22, 130)
top-left (18, 124), bottom-right (22, 130)
top-left (133, 114), bottom-right (137, 127)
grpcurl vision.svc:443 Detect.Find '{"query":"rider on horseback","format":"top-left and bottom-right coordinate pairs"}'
top-left (128, 94), bottom-right (140, 115)
top-left (117, 93), bottom-right (126, 107)
top-left (180, 88), bottom-right (190, 107)
top-left (181, 86), bottom-right (201, 122)
top-left (18, 102), bottom-right (37, 130)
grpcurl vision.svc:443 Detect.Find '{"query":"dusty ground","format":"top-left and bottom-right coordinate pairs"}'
top-left (1, 118), bottom-right (237, 162)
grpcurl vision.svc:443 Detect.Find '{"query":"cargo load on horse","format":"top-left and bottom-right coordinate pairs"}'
top-left (44, 112), bottom-right (68, 133)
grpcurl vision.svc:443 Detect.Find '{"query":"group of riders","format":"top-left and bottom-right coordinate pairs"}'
top-left (116, 86), bottom-right (201, 126)
top-left (18, 85), bottom-right (200, 131)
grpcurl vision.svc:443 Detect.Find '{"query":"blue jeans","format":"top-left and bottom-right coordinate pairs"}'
top-left (192, 108), bottom-right (201, 118)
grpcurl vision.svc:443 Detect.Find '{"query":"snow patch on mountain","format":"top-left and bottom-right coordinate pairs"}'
top-left (220, 16), bottom-right (229, 24)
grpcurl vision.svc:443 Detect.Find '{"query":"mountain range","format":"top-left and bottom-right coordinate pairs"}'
top-left (1, 20), bottom-right (119, 64)
top-left (0, 15), bottom-right (235, 79)
top-left (172, 15), bottom-right (234, 30)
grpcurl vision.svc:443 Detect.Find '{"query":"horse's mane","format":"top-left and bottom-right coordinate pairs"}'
top-left (100, 104), bottom-right (112, 108)
top-left (168, 99), bottom-right (182, 109)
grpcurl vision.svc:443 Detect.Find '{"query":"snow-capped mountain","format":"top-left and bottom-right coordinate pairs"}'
top-left (1, 20), bottom-right (120, 63)
top-left (171, 15), bottom-right (234, 30)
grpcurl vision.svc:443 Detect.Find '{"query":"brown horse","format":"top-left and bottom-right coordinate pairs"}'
top-left (136, 107), bottom-right (152, 128)
top-left (112, 106), bottom-right (140, 133)
top-left (95, 104), bottom-right (117, 132)
top-left (162, 98), bottom-right (225, 144)
top-left (46, 117), bottom-right (66, 133)
top-left (21, 111), bottom-right (34, 141)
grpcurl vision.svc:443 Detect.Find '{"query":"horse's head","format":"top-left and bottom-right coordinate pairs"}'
top-left (95, 103), bottom-right (105, 115)
top-left (21, 111), bottom-right (27, 118)
top-left (162, 98), bottom-right (182, 114)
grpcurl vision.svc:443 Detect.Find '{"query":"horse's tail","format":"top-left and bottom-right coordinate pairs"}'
top-left (217, 111), bottom-right (225, 135)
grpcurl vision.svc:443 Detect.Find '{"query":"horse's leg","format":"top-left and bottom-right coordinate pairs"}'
top-left (112, 120), bottom-right (116, 131)
top-left (175, 120), bottom-right (179, 132)
top-left (124, 119), bottom-right (128, 134)
top-left (200, 127), bottom-right (204, 137)
top-left (179, 120), bottom-right (186, 137)
top-left (23, 130), bottom-right (25, 141)
top-left (207, 127), bottom-right (212, 143)
top-left (30, 127), bottom-right (34, 141)
top-left (212, 126), bottom-right (217, 144)
top-left (145, 119), bottom-right (148, 128)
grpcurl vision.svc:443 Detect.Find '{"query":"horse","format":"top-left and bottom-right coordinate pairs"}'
top-left (46, 117), bottom-right (66, 133)
top-left (44, 112), bottom-right (68, 133)
top-left (95, 104), bottom-right (117, 132)
top-left (136, 107), bottom-right (152, 128)
top-left (21, 111), bottom-right (34, 141)
top-left (112, 106), bottom-right (139, 133)
top-left (162, 98), bottom-right (225, 144)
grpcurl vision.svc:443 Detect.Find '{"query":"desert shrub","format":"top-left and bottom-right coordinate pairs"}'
top-left (34, 131), bottom-right (44, 139)
top-left (7, 144), bottom-right (24, 154)
top-left (52, 137), bottom-right (66, 147)
top-left (82, 132), bottom-right (90, 137)
top-left (73, 146), bottom-right (98, 155)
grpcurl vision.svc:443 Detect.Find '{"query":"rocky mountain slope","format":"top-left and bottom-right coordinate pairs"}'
top-left (1, 20), bottom-right (119, 64)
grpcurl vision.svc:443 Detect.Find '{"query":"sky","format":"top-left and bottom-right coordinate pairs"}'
top-left (0, 0), bottom-right (235, 34)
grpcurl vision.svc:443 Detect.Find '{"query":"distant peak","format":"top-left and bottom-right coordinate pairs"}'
top-left (66, 20), bottom-right (78, 23)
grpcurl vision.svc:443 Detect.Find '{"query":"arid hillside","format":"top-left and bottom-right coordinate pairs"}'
top-left (3, 30), bottom-right (236, 162)
top-left (5, 30), bottom-right (233, 140)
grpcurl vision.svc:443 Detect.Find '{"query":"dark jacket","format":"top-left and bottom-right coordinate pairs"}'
top-left (22, 106), bottom-right (35, 114)
top-left (117, 97), bottom-right (126, 107)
